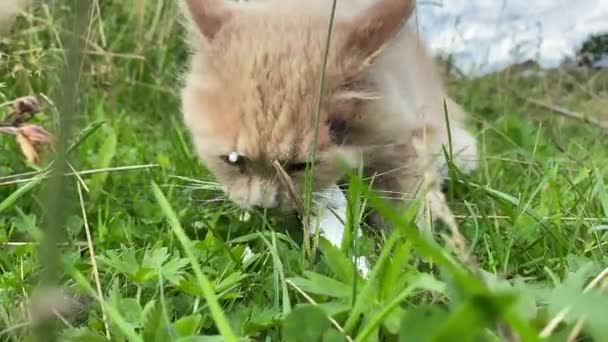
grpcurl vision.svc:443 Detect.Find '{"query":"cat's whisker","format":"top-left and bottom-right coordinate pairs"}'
top-left (228, 209), bottom-right (244, 216)
top-left (372, 189), bottom-right (414, 195)
top-left (184, 181), bottom-right (223, 187)
top-left (358, 143), bottom-right (414, 150)
top-left (311, 199), bottom-right (334, 212)
top-left (182, 192), bottom-right (225, 204)
top-left (170, 184), bottom-right (224, 191)
top-left (184, 179), bottom-right (220, 184)
top-left (312, 193), bottom-right (337, 203)
top-left (321, 187), bottom-right (415, 196)
top-left (188, 186), bottom-right (225, 192)
top-left (363, 165), bottom-right (417, 179)
top-left (197, 198), bottom-right (230, 205)
top-left (169, 175), bottom-right (216, 183)
top-left (195, 191), bottom-right (224, 197)
top-left (314, 191), bottom-right (414, 203)
top-left (376, 195), bottom-right (415, 201)
top-left (337, 166), bottom-right (420, 187)
top-left (183, 180), bottom-right (222, 185)
top-left (170, 182), bottom-right (225, 193)
top-left (169, 176), bottom-right (224, 189)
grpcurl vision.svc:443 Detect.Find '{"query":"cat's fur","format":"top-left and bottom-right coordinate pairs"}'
top-left (179, 0), bottom-right (478, 215)
top-left (0, 0), bottom-right (26, 36)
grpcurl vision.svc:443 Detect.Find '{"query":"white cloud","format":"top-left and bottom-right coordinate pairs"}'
top-left (413, 0), bottom-right (608, 75)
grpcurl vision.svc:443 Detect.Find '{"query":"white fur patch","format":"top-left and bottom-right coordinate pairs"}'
top-left (314, 184), bottom-right (370, 277)
top-left (241, 246), bottom-right (255, 263)
top-left (448, 124), bottom-right (479, 174)
top-left (437, 124), bottom-right (479, 180)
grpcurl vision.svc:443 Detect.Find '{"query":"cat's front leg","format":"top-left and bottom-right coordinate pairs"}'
top-left (362, 143), bottom-right (429, 232)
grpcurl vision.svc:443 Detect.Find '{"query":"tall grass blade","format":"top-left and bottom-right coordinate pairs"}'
top-left (151, 181), bottom-right (238, 342)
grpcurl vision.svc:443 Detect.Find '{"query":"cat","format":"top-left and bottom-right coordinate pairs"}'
top-left (179, 0), bottom-right (478, 225)
top-left (0, 0), bottom-right (26, 36)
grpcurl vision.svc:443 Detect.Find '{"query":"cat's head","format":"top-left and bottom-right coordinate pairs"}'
top-left (180, 0), bottom-right (414, 211)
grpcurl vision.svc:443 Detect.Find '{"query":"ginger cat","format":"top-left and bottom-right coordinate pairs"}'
top-left (0, 0), bottom-right (24, 35)
top-left (179, 0), bottom-right (478, 220)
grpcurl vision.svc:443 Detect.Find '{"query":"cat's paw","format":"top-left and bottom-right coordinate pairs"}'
top-left (314, 184), bottom-right (370, 278)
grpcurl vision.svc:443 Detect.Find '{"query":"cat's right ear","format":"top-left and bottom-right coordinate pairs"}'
top-left (182, 0), bottom-right (233, 41)
top-left (338, 0), bottom-right (414, 68)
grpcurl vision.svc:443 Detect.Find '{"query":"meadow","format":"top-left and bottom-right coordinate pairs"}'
top-left (1, 1), bottom-right (607, 341)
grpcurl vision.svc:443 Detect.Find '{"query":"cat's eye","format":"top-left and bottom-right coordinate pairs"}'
top-left (221, 152), bottom-right (245, 171)
top-left (285, 161), bottom-right (317, 173)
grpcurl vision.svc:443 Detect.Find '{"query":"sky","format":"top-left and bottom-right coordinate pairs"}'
top-left (413, 0), bottom-right (608, 76)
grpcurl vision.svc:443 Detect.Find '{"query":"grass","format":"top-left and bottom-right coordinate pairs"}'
top-left (1, 1), bottom-right (608, 341)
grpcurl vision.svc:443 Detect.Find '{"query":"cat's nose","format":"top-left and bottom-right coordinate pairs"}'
top-left (248, 181), bottom-right (280, 209)
top-left (251, 192), bottom-right (279, 209)
top-left (262, 197), bottom-right (279, 209)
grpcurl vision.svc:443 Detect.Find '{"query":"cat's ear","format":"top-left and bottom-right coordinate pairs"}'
top-left (315, 114), bottom-right (348, 149)
top-left (182, 0), bottom-right (234, 41)
top-left (338, 0), bottom-right (414, 64)
top-left (328, 117), bottom-right (348, 145)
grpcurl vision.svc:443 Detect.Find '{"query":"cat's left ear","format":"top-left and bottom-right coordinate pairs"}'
top-left (182, 0), bottom-right (234, 41)
top-left (338, 0), bottom-right (415, 66)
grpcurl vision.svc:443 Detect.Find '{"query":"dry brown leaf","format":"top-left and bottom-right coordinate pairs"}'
top-left (11, 95), bottom-right (40, 114)
top-left (13, 125), bottom-right (54, 164)
top-left (18, 124), bottom-right (54, 145)
top-left (3, 95), bottom-right (41, 125)
top-left (1, 95), bottom-right (54, 165)
top-left (15, 130), bottom-right (39, 164)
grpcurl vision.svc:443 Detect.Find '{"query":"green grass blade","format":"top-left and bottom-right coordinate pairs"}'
top-left (151, 181), bottom-right (238, 342)
top-left (354, 274), bottom-right (443, 342)
top-left (88, 124), bottom-right (117, 202)
top-left (259, 232), bottom-right (292, 316)
top-left (342, 231), bottom-right (402, 333)
top-left (70, 269), bottom-right (143, 342)
top-left (0, 175), bottom-right (43, 214)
